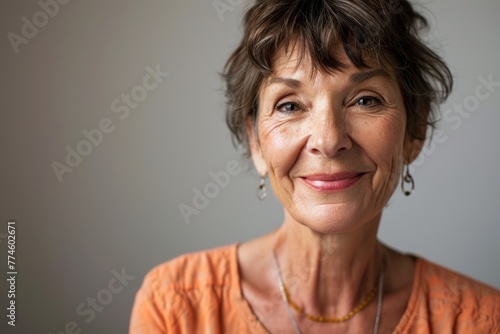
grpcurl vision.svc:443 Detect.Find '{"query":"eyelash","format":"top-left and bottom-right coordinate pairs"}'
top-left (355, 95), bottom-right (383, 108)
top-left (275, 101), bottom-right (304, 114)
top-left (274, 95), bottom-right (383, 114)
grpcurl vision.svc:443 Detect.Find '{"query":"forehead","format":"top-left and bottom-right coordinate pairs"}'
top-left (263, 43), bottom-right (394, 87)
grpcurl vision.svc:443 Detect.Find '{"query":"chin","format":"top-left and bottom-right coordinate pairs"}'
top-left (291, 203), bottom-right (374, 234)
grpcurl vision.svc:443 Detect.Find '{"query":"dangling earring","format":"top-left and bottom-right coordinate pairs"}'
top-left (256, 176), bottom-right (267, 200)
top-left (401, 164), bottom-right (415, 196)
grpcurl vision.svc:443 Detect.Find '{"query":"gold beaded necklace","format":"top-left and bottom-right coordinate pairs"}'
top-left (282, 281), bottom-right (379, 322)
top-left (272, 251), bottom-right (386, 334)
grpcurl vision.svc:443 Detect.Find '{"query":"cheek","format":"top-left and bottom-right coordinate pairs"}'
top-left (357, 113), bottom-right (405, 154)
top-left (357, 116), bottom-right (406, 185)
top-left (259, 120), bottom-right (306, 178)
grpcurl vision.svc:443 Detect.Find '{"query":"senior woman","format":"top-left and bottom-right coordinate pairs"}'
top-left (130, 0), bottom-right (500, 333)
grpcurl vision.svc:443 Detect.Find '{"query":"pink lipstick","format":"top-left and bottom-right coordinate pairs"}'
top-left (301, 172), bottom-right (364, 192)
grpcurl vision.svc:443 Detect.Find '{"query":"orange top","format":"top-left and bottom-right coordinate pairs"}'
top-left (129, 243), bottom-right (500, 333)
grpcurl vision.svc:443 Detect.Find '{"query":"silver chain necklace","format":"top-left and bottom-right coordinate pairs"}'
top-left (272, 252), bottom-right (385, 334)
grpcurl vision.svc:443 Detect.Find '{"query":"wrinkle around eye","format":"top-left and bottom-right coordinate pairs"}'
top-left (260, 117), bottom-right (286, 132)
top-left (258, 116), bottom-right (294, 142)
top-left (359, 108), bottom-right (407, 130)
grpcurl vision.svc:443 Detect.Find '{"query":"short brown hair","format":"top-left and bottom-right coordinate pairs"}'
top-left (222, 0), bottom-right (453, 154)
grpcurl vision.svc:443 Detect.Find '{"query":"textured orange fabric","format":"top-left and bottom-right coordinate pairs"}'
top-left (129, 243), bottom-right (500, 333)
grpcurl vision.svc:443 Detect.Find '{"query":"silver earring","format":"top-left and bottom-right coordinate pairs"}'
top-left (401, 164), bottom-right (415, 196)
top-left (256, 176), bottom-right (267, 200)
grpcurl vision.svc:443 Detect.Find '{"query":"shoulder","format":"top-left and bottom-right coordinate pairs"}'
top-left (129, 243), bottom-right (242, 333)
top-left (141, 243), bottom-right (239, 295)
top-left (396, 256), bottom-right (500, 333)
top-left (417, 257), bottom-right (500, 303)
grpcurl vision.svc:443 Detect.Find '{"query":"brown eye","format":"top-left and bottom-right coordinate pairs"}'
top-left (357, 96), bottom-right (382, 108)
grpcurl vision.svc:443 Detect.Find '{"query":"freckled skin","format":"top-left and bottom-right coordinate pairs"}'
top-left (248, 46), bottom-right (421, 234)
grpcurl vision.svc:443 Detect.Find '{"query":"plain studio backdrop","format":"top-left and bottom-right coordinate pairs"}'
top-left (1, 0), bottom-right (499, 332)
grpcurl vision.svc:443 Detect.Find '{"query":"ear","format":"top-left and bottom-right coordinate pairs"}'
top-left (403, 137), bottom-right (424, 164)
top-left (246, 118), bottom-right (268, 177)
top-left (403, 120), bottom-right (428, 164)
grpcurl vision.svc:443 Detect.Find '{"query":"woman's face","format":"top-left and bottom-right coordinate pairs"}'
top-left (248, 46), bottom-right (422, 233)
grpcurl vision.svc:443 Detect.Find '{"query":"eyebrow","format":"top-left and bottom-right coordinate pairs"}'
top-left (349, 68), bottom-right (391, 83)
top-left (266, 77), bottom-right (302, 89)
top-left (266, 68), bottom-right (391, 89)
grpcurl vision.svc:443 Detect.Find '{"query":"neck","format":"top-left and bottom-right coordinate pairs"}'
top-left (272, 211), bottom-right (384, 316)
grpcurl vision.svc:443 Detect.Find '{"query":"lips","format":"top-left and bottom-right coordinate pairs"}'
top-left (300, 172), bottom-right (365, 192)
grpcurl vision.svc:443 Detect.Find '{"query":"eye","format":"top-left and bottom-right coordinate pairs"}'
top-left (356, 96), bottom-right (383, 108)
top-left (275, 101), bottom-right (303, 114)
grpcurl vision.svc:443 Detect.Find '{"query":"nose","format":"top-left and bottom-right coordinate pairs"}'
top-left (306, 106), bottom-right (352, 158)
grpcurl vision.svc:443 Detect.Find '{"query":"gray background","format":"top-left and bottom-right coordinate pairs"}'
top-left (0, 0), bottom-right (499, 333)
